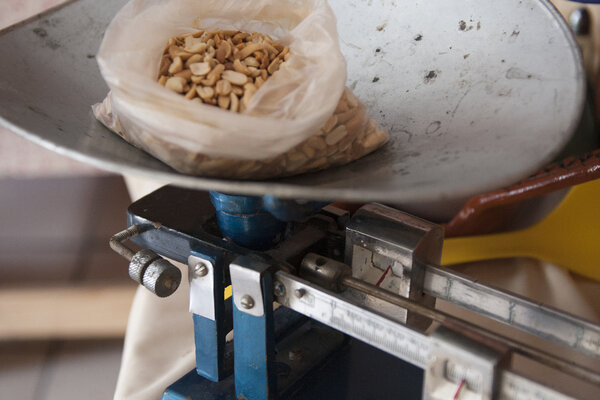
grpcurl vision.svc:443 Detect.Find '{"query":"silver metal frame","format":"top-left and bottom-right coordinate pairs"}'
top-left (274, 271), bottom-right (580, 400)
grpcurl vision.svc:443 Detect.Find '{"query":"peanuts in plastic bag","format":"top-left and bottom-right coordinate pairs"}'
top-left (92, 0), bottom-right (388, 179)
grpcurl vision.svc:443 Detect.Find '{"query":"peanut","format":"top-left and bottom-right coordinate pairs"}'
top-left (168, 56), bottom-right (183, 74)
top-left (174, 69), bottom-right (192, 81)
top-left (244, 57), bottom-right (260, 67)
top-left (222, 70), bottom-right (248, 86)
top-left (230, 93), bottom-right (240, 112)
top-left (165, 77), bottom-right (187, 93)
top-left (322, 115), bottom-right (338, 133)
top-left (185, 54), bottom-right (204, 67)
top-left (216, 41), bottom-right (232, 63)
top-left (184, 36), bottom-right (208, 53)
top-left (218, 95), bottom-right (230, 109)
top-left (197, 86), bottom-right (215, 100)
top-left (185, 83), bottom-right (197, 99)
top-left (215, 80), bottom-right (232, 96)
top-left (189, 62), bottom-right (211, 76)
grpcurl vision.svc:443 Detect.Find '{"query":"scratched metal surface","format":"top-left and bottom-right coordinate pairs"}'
top-left (0, 0), bottom-right (584, 220)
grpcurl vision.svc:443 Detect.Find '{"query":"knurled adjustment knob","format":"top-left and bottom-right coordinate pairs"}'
top-left (128, 249), bottom-right (181, 297)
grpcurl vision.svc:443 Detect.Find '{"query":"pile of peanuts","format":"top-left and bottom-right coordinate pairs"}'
top-left (154, 87), bottom-right (389, 179)
top-left (148, 29), bottom-right (388, 178)
top-left (158, 29), bottom-right (289, 112)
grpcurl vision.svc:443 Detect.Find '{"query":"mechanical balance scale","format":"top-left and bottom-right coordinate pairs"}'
top-left (1, 0), bottom-right (600, 399)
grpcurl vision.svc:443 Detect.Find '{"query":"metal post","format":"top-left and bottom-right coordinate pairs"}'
top-left (189, 253), bottom-right (231, 381)
top-left (230, 256), bottom-right (277, 400)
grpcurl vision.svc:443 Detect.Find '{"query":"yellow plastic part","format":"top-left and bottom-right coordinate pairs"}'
top-left (442, 178), bottom-right (600, 282)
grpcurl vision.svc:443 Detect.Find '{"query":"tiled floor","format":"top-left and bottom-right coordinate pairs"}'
top-left (0, 175), bottom-right (133, 400)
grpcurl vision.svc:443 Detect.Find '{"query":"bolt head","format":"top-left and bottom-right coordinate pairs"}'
top-left (240, 294), bottom-right (255, 309)
top-left (288, 348), bottom-right (303, 361)
top-left (193, 262), bottom-right (208, 278)
top-left (294, 289), bottom-right (306, 298)
top-left (273, 281), bottom-right (286, 297)
top-left (570, 7), bottom-right (591, 36)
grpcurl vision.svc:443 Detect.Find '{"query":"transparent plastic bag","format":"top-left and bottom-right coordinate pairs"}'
top-left (93, 0), bottom-right (388, 179)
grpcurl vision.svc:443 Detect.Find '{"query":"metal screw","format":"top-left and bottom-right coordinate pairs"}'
top-left (273, 281), bottom-right (286, 297)
top-left (163, 277), bottom-right (177, 290)
top-left (192, 262), bottom-right (208, 278)
top-left (570, 7), bottom-right (591, 36)
top-left (288, 348), bottom-right (303, 361)
top-left (294, 289), bottom-right (306, 298)
top-left (240, 295), bottom-right (255, 309)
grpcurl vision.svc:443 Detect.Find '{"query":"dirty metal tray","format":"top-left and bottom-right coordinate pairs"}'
top-left (0, 0), bottom-right (583, 220)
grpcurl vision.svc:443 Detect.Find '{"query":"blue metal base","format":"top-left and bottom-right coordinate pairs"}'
top-left (208, 192), bottom-right (328, 250)
top-left (161, 339), bottom-right (423, 400)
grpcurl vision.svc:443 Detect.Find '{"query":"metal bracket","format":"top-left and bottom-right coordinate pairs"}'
top-left (345, 204), bottom-right (443, 327)
top-left (230, 257), bottom-right (270, 317)
top-left (188, 255), bottom-right (216, 320)
top-left (230, 256), bottom-right (277, 400)
top-left (424, 325), bottom-right (511, 400)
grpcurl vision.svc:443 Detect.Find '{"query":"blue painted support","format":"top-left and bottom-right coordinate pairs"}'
top-left (209, 192), bottom-right (328, 250)
top-left (232, 261), bottom-right (276, 400)
top-left (262, 195), bottom-right (329, 222)
top-left (209, 192), bottom-right (286, 250)
top-left (190, 251), bottom-right (231, 382)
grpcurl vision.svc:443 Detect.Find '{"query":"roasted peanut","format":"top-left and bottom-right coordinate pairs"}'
top-left (222, 70), bottom-right (248, 86)
top-left (218, 95), bottom-right (230, 109)
top-left (165, 77), bottom-right (187, 93)
top-left (189, 62), bottom-right (211, 76)
top-left (185, 83), bottom-right (198, 99)
top-left (174, 69), bottom-right (192, 81)
top-left (230, 93), bottom-right (240, 112)
top-left (216, 80), bottom-right (232, 96)
top-left (168, 56), bottom-right (183, 74)
top-left (184, 36), bottom-right (208, 53)
top-left (197, 86), bottom-right (215, 100)
top-left (185, 54), bottom-right (204, 68)
top-left (159, 55), bottom-right (171, 76)
top-left (216, 41), bottom-right (232, 63)
top-left (157, 28), bottom-right (290, 115)
top-left (244, 57), bottom-right (260, 67)
top-left (233, 59), bottom-right (251, 76)
top-left (322, 115), bottom-right (338, 133)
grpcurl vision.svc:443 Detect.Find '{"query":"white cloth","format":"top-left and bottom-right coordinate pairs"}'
top-left (114, 177), bottom-right (600, 400)
top-left (113, 178), bottom-right (195, 400)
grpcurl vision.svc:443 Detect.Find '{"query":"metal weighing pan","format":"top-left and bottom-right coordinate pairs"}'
top-left (0, 0), bottom-right (584, 220)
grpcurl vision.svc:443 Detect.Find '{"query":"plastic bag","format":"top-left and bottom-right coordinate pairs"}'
top-left (93, 0), bottom-right (388, 179)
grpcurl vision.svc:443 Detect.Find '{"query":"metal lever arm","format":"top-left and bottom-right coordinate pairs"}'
top-left (300, 253), bottom-right (600, 388)
top-left (110, 225), bottom-right (181, 297)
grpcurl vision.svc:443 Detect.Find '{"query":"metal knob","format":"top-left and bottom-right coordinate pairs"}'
top-left (110, 225), bottom-right (181, 297)
top-left (129, 249), bottom-right (181, 297)
top-left (570, 7), bottom-right (591, 36)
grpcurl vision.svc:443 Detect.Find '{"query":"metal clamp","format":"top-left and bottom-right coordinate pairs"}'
top-left (424, 325), bottom-right (510, 400)
top-left (230, 257), bottom-right (270, 317)
top-left (188, 255), bottom-right (215, 319)
top-left (109, 225), bottom-right (181, 297)
top-left (345, 203), bottom-right (443, 328)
